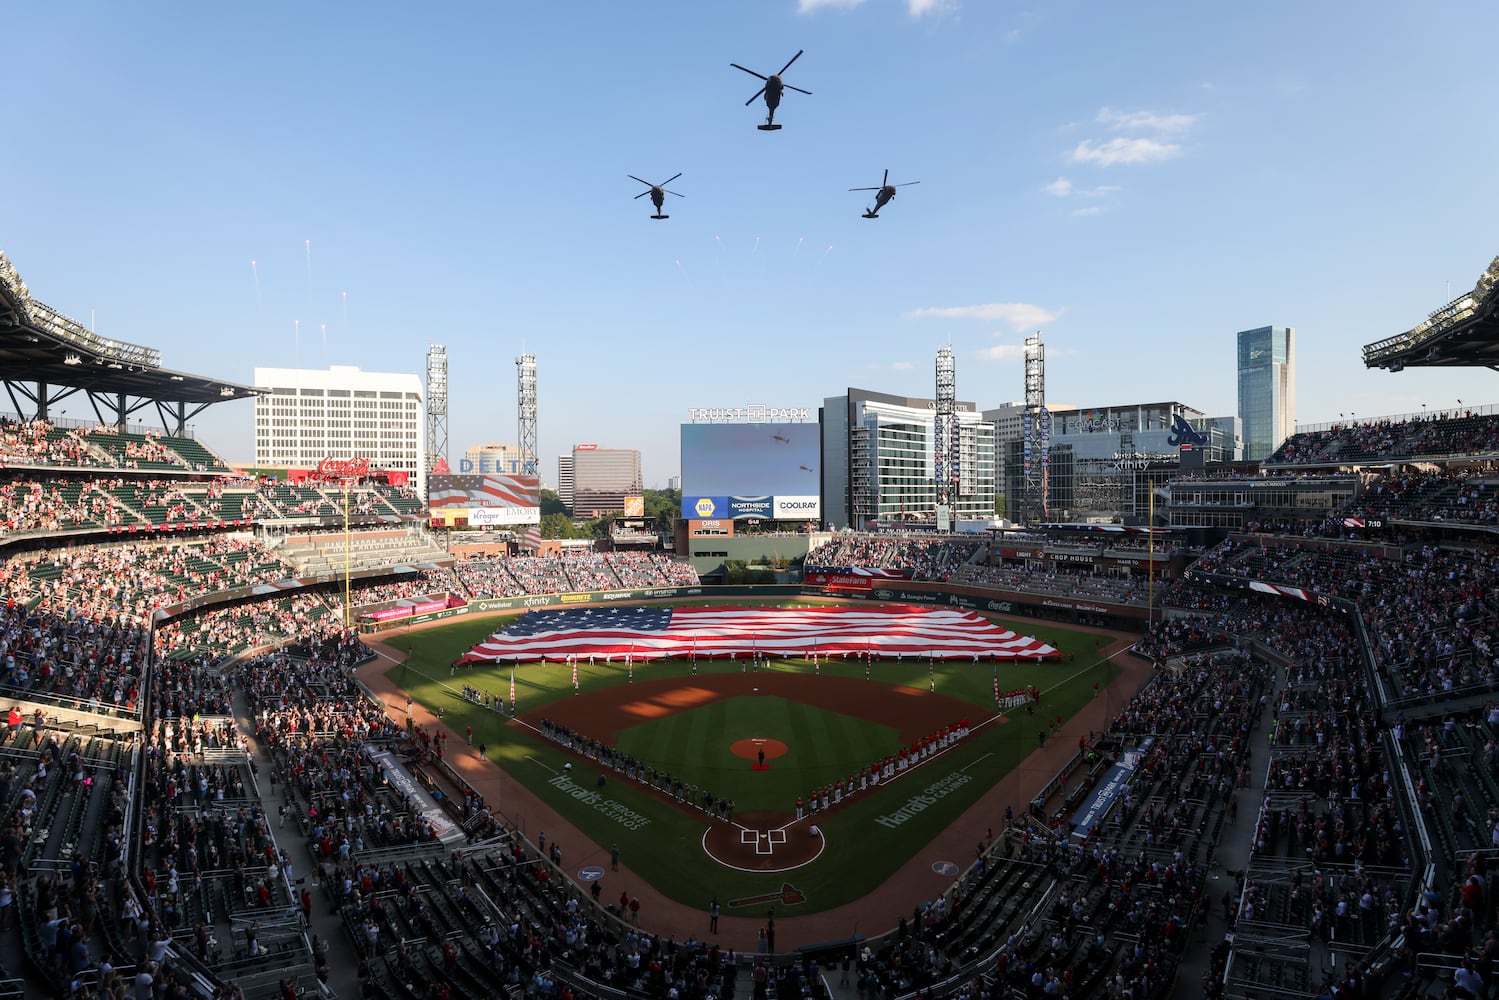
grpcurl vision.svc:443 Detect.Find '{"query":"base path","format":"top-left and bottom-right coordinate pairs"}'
top-left (361, 621), bottom-right (1152, 954)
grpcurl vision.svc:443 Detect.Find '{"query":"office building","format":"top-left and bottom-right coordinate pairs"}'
top-left (1237, 326), bottom-right (1296, 461)
top-left (821, 388), bottom-right (995, 529)
top-left (570, 444), bottom-right (642, 519)
top-left (557, 454), bottom-right (575, 510)
top-left (254, 365), bottom-right (426, 495)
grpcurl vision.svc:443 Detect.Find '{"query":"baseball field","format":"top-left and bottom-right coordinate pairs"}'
top-left (384, 602), bottom-right (1118, 916)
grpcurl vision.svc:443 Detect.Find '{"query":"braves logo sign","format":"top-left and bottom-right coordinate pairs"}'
top-left (1166, 414), bottom-right (1207, 448)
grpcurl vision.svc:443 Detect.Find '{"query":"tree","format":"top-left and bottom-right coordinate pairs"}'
top-left (538, 488), bottom-right (568, 518)
top-left (540, 512), bottom-right (587, 539)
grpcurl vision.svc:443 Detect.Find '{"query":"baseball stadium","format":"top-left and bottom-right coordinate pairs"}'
top-left (2, 242), bottom-right (1499, 1000)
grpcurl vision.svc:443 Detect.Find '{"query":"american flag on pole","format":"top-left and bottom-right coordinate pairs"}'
top-left (461, 604), bottom-right (1059, 664)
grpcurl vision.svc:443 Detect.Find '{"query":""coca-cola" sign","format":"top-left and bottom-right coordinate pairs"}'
top-left (314, 456), bottom-right (371, 481)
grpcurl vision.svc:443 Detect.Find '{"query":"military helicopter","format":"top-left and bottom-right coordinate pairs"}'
top-left (849, 169), bottom-right (921, 218)
top-left (629, 174), bottom-right (684, 219)
top-left (730, 50), bottom-right (811, 131)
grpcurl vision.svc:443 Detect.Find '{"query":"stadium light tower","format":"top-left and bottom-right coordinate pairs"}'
top-left (934, 346), bottom-right (958, 529)
top-left (425, 344), bottom-right (448, 482)
top-left (1021, 333), bottom-right (1049, 525)
top-left (516, 352), bottom-right (538, 476)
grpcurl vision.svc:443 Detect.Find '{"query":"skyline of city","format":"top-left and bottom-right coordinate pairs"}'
top-left (5, 3), bottom-right (1499, 486)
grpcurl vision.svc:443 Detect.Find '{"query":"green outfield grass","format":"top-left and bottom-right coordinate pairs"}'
top-left (616, 695), bottom-right (902, 811)
top-left (382, 601), bottom-right (1123, 914)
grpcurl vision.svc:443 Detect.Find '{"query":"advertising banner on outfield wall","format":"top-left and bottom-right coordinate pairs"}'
top-left (688, 519), bottom-right (734, 537)
top-left (727, 496), bottom-right (775, 519)
top-left (684, 496), bottom-right (728, 518)
top-left (773, 495), bottom-right (821, 519)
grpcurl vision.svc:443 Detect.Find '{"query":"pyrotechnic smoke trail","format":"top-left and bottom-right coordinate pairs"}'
top-left (341, 291), bottom-right (349, 333)
top-left (674, 259), bottom-right (694, 287)
top-left (752, 235), bottom-right (760, 255)
top-left (818, 244), bottom-right (834, 269)
top-left (321, 322), bottom-right (329, 365)
top-left (294, 319), bottom-right (301, 367)
top-left (793, 237), bottom-right (804, 259)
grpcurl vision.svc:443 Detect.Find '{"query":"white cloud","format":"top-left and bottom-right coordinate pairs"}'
top-left (975, 342), bottom-right (1027, 363)
top-left (1096, 107), bottom-right (1200, 133)
top-left (797, 0), bottom-right (865, 11)
top-left (1005, 28), bottom-right (1023, 43)
top-left (1044, 177), bottom-right (1119, 199)
top-left (1069, 137), bottom-right (1181, 166)
top-left (1071, 206), bottom-right (1103, 216)
top-left (891, 361), bottom-right (913, 370)
top-left (905, 302), bottom-right (1060, 331)
top-left (907, 0), bottom-right (955, 15)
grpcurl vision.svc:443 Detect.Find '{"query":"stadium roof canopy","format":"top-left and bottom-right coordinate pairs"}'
top-left (0, 250), bottom-right (257, 432)
top-left (1364, 254), bottom-right (1499, 372)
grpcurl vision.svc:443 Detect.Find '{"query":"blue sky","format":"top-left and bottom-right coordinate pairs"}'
top-left (5, 1), bottom-right (1498, 487)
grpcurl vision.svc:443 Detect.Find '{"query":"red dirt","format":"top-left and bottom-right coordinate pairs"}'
top-left (362, 615), bottom-right (1152, 953)
top-left (729, 739), bottom-right (788, 760)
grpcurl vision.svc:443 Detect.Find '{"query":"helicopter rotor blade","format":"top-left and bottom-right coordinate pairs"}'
top-left (744, 86), bottom-right (767, 106)
top-left (627, 175), bottom-right (653, 187)
top-left (848, 186), bottom-right (881, 192)
top-left (882, 169), bottom-right (889, 187)
top-left (660, 173), bottom-right (682, 186)
top-left (777, 49), bottom-right (804, 76)
top-left (730, 63), bottom-right (769, 81)
top-left (784, 85), bottom-right (812, 96)
top-left (633, 191), bottom-right (652, 199)
top-left (894, 181), bottom-right (922, 187)
top-left (665, 190), bottom-right (685, 198)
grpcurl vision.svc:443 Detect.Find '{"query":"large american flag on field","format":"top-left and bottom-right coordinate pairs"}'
top-left (428, 474), bottom-right (540, 510)
top-left (460, 604), bottom-right (1059, 663)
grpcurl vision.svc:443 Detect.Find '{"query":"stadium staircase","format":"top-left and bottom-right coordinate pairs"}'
top-left (274, 527), bottom-right (452, 577)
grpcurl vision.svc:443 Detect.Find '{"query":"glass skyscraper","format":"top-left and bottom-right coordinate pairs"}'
top-left (1236, 326), bottom-right (1296, 461)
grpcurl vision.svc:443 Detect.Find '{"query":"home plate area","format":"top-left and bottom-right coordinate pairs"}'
top-left (702, 811), bottom-right (824, 872)
top-left (741, 827), bottom-right (787, 855)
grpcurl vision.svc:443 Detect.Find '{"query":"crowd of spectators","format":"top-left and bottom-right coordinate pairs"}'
top-left (806, 535), bottom-right (980, 581)
top-left (154, 593), bottom-right (343, 660)
top-left (76, 426), bottom-right (186, 470)
top-left (603, 551), bottom-right (701, 588)
top-left (0, 478), bottom-right (123, 534)
top-left (1343, 469), bottom-right (1499, 527)
top-left (0, 597), bottom-right (148, 711)
top-left (0, 417), bottom-right (94, 466)
top-left (453, 553), bottom-right (701, 599)
top-left (1, 537), bottom-right (293, 625)
top-left (1268, 410), bottom-right (1499, 465)
top-left (329, 568), bottom-right (464, 615)
top-left (951, 563), bottom-right (1147, 604)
